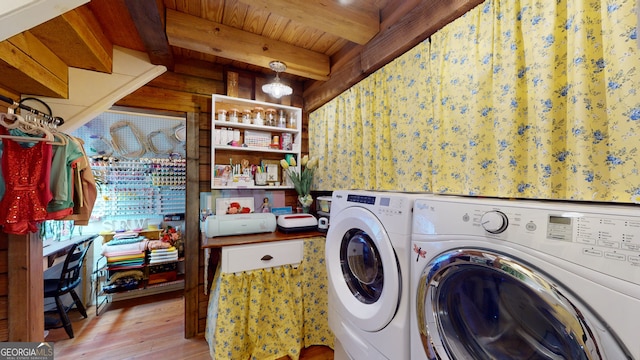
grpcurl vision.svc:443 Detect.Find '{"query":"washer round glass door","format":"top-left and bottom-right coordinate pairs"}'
top-left (326, 206), bottom-right (400, 331)
top-left (417, 249), bottom-right (608, 360)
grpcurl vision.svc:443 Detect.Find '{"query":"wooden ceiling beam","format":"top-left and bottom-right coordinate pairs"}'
top-left (303, 0), bottom-right (484, 112)
top-left (0, 32), bottom-right (68, 98)
top-left (28, 6), bottom-right (112, 73)
top-left (125, 0), bottom-right (175, 70)
top-left (238, 0), bottom-right (379, 45)
top-left (165, 9), bottom-right (330, 81)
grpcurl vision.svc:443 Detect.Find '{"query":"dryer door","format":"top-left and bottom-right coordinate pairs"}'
top-left (416, 248), bottom-right (619, 360)
top-left (326, 206), bottom-right (400, 332)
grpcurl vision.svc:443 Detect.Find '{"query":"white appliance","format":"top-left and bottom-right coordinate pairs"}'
top-left (326, 190), bottom-right (423, 360)
top-left (410, 195), bottom-right (640, 359)
top-left (203, 212), bottom-right (276, 237)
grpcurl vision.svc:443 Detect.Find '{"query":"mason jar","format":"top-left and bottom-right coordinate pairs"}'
top-left (229, 108), bottom-right (239, 123)
top-left (253, 107), bottom-right (264, 126)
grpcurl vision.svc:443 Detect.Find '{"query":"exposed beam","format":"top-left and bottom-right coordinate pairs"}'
top-left (0, 32), bottom-right (68, 98)
top-left (165, 9), bottom-right (330, 81)
top-left (303, 0), bottom-right (485, 112)
top-left (238, 0), bottom-right (379, 45)
top-left (29, 6), bottom-right (112, 73)
top-left (125, 0), bottom-right (175, 70)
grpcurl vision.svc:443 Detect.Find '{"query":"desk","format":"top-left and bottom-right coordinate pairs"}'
top-left (202, 233), bottom-right (333, 359)
top-left (43, 234), bottom-right (98, 268)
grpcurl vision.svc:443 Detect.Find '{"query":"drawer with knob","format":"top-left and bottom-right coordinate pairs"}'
top-left (220, 239), bottom-right (304, 273)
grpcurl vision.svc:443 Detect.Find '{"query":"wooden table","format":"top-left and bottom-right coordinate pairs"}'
top-left (201, 229), bottom-right (324, 248)
top-left (42, 234), bottom-right (98, 268)
top-left (201, 229), bottom-right (324, 295)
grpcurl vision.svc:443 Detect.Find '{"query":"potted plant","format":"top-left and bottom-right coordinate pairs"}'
top-left (281, 155), bottom-right (318, 213)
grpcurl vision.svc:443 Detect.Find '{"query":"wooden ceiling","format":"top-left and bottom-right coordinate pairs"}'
top-left (1, 0), bottom-right (484, 112)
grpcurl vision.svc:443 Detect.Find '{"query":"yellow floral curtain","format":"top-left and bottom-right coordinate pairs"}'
top-left (309, 42), bottom-right (433, 192)
top-left (205, 237), bottom-right (332, 360)
top-left (309, 0), bottom-right (640, 203)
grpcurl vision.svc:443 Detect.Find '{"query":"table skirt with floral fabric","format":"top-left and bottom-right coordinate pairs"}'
top-left (205, 236), bottom-right (333, 360)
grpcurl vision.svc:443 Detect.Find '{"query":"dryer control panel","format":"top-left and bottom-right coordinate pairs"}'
top-left (332, 190), bottom-right (422, 235)
top-left (412, 196), bottom-right (640, 287)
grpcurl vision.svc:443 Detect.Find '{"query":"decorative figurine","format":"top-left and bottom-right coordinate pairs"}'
top-left (261, 197), bottom-right (271, 213)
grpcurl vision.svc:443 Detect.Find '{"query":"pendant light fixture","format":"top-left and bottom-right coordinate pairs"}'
top-left (262, 61), bottom-right (293, 99)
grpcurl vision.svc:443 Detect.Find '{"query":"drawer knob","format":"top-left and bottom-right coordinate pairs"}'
top-left (261, 254), bottom-right (273, 261)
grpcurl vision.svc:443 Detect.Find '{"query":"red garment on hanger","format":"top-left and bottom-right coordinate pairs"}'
top-left (0, 130), bottom-right (53, 234)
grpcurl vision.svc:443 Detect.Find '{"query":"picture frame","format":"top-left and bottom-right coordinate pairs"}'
top-left (262, 159), bottom-right (280, 183)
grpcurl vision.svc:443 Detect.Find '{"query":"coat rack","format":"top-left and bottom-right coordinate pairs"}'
top-left (0, 94), bottom-right (64, 126)
top-left (0, 95), bottom-right (66, 341)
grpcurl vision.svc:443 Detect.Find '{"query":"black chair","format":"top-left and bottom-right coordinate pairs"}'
top-left (44, 239), bottom-right (93, 338)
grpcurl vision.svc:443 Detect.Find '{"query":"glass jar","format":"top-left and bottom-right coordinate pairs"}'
top-left (265, 108), bottom-right (276, 127)
top-left (287, 113), bottom-right (297, 129)
top-left (217, 109), bottom-right (227, 122)
top-left (242, 109), bottom-right (252, 124)
top-left (229, 108), bottom-right (239, 123)
top-left (278, 109), bottom-right (287, 128)
top-left (253, 107), bottom-right (264, 126)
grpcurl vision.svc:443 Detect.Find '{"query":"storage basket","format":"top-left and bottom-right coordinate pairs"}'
top-left (244, 130), bottom-right (271, 148)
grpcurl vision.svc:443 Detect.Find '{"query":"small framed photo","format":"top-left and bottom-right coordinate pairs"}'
top-left (262, 160), bottom-right (280, 183)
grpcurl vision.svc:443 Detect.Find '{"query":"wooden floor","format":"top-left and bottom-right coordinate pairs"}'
top-left (45, 291), bottom-right (333, 360)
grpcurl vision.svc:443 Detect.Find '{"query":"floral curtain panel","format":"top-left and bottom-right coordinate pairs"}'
top-left (310, 43), bottom-right (433, 192)
top-left (205, 237), bottom-right (332, 360)
top-left (309, 0), bottom-right (640, 203)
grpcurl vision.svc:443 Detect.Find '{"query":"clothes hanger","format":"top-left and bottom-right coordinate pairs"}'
top-left (22, 112), bottom-right (64, 145)
top-left (0, 112), bottom-right (54, 143)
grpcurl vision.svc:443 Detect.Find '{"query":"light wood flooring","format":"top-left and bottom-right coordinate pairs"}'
top-left (45, 291), bottom-right (333, 360)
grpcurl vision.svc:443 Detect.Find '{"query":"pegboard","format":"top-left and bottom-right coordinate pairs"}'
top-left (72, 109), bottom-right (186, 159)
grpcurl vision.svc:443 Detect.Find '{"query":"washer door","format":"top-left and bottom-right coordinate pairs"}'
top-left (417, 249), bottom-right (608, 360)
top-left (326, 206), bottom-right (400, 331)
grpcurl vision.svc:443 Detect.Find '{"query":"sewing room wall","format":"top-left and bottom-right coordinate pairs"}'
top-left (68, 109), bottom-right (187, 234)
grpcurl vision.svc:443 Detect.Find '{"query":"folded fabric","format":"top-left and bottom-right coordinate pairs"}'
top-left (102, 240), bottom-right (148, 256)
top-left (106, 253), bottom-right (146, 263)
top-left (108, 259), bottom-right (145, 266)
top-left (150, 246), bottom-right (176, 254)
top-left (149, 253), bottom-right (178, 260)
top-left (149, 255), bottom-right (178, 264)
top-left (147, 240), bottom-right (172, 250)
top-left (113, 231), bottom-right (139, 239)
top-left (106, 264), bottom-right (145, 271)
top-left (107, 236), bottom-right (146, 246)
top-left (107, 269), bottom-right (145, 285)
top-left (150, 252), bottom-right (177, 258)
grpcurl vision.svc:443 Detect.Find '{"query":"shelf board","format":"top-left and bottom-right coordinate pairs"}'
top-left (213, 120), bottom-right (299, 134)
top-left (213, 144), bottom-right (298, 154)
top-left (212, 185), bottom-right (294, 190)
top-left (103, 279), bottom-right (185, 302)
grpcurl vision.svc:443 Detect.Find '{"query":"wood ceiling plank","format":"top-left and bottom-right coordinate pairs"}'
top-left (0, 33), bottom-right (68, 98)
top-left (303, 0), bottom-right (484, 112)
top-left (310, 32), bottom-right (344, 56)
top-left (222, 0), bottom-right (249, 28)
top-left (166, 9), bottom-right (330, 80)
top-left (88, 0), bottom-right (146, 52)
top-left (29, 6), bottom-right (112, 73)
top-left (242, 3), bottom-right (269, 33)
top-left (125, 0), bottom-right (175, 70)
top-left (200, 0), bottom-right (225, 22)
top-left (239, 0), bottom-right (379, 45)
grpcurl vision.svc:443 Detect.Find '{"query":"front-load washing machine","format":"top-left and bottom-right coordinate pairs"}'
top-left (410, 195), bottom-right (640, 359)
top-left (326, 190), bottom-right (423, 359)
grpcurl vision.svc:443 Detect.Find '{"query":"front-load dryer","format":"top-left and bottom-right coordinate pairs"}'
top-left (326, 190), bottom-right (423, 360)
top-left (411, 196), bottom-right (640, 360)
